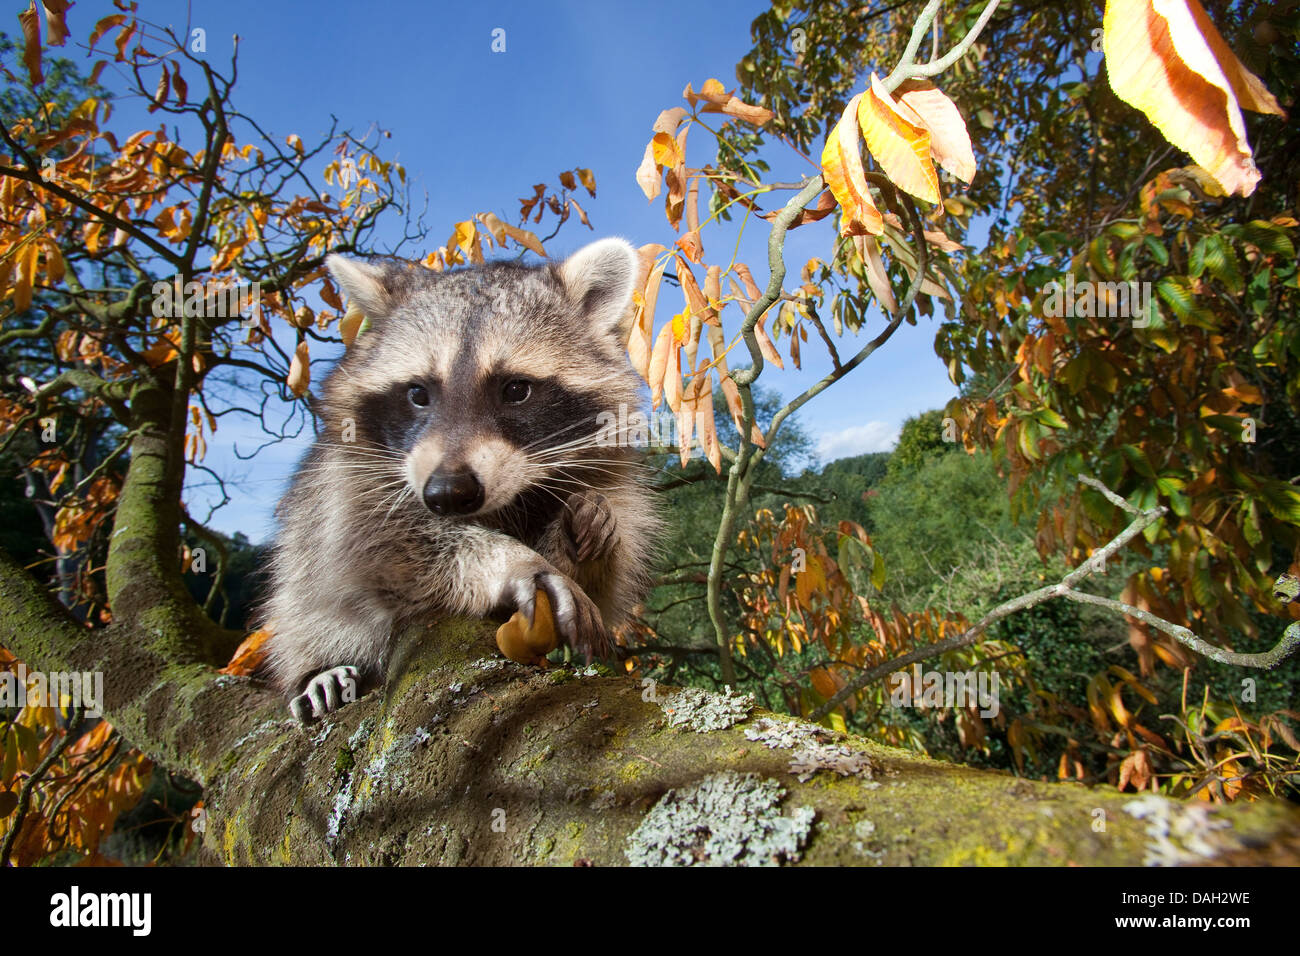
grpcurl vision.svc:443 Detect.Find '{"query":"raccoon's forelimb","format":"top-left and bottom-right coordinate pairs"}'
top-left (434, 524), bottom-right (613, 663)
top-left (561, 490), bottom-right (619, 564)
top-left (289, 665), bottom-right (360, 721)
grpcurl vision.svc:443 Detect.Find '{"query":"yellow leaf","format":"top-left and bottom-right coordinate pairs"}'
top-left (1103, 0), bottom-right (1285, 197)
top-left (819, 94), bottom-right (883, 237)
top-left (858, 74), bottom-right (941, 204)
top-left (651, 131), bottom-right (684, 168)
top-left (13, 239), bottom-right (38, 312)
top-left (895, 78), bottom-right (977, 183)
top-left (339, 304), bottom-right (366, 347)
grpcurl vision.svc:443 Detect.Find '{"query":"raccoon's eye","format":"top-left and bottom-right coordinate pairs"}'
top-left (408, 384), bottom-right (430, 408)
top-left (501, 379), bottom-right (532, 405)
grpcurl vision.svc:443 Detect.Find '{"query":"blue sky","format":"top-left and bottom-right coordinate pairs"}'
top-left (67, 0), bottom-right (961, 540)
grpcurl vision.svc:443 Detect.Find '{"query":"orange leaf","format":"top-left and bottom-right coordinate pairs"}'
top-left (287, 341), bottom-right (310, 397)
top-left (500, 222), bottom-right (545, 256)
top-left (819, 94), bottom-right (884, 236)
top-left (1103, 0), bottom-right (1285, 197)
top-left (220, 629), bottom-right (272, 677)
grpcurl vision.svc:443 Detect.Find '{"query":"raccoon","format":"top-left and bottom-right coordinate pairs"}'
top-left (258, 238), bottom-right (660, 720)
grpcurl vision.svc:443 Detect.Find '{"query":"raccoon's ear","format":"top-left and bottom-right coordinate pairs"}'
top-left (559, 238), bottom-right (637, 339)
top-left (325, 254), bottom-right (401, 319)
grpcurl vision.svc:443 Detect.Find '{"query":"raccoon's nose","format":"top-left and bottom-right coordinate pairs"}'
top-left (422, 471), bottom-right (484, 516)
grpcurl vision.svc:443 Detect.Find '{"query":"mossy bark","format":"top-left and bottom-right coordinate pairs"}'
top-left (197, 620), bottom-right (1300, 866)
top-left (5, 544), bottom-right (1300, 865)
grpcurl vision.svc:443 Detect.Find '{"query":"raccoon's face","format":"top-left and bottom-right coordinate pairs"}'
top-left (321, 238), bottom-right (641, 521)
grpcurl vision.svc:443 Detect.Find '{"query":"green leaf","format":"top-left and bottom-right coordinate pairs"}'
top-left (1142, 236), bottom-right (1169, 266)
top-left (1036, 230), bottom-right (1069, 256)
top-left (1189, 237), bottom-right (1207, 279)
top-left (1239, 220), bottom-right (1295, 257)
top-left (1190, 555), bottom-right (1218, 609)
top-left (1035, 407), bottom-right (1069, 429)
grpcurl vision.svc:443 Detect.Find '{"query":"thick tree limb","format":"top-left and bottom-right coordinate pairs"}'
top-left (4, 543), bottom-right (1297, 865)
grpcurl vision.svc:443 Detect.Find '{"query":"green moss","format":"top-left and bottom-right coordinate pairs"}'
top-left (335, 748), bottom-right (355, 775)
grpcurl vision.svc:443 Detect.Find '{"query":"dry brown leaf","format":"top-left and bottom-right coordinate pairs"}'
top-left (500, 221), bottom-right (545, 256)
top-left (647, 322), bottom-right (674, 408)
top-left (755, 310), bottom-right (784, 369)
top-left (41, 0), bottom-right (71, 46)
top-left (19, 2), bottom-right (43, 86)
top-left (760, 188), bottom-right (837, 227)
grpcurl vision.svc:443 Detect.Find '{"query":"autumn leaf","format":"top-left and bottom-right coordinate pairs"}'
top-left (635, 141), bottom-right (662, 201)
top-left (683, 78), bottom-right (774, 126)
top-left (1103, 0), bottom-right (1285, 197)
top-left (760, 188), bottom-right (837, 228)
top-left (170, 61), bottom-right (187, 106)
top-left (339, 304), bottom-right (366, 346)
top-left (220, 629), bottom-right (272, 677)
top-left (41, 0), bottom-right (72, 46)
top-left (287, 341), bottom-right (310, 397)
top-left (496, 589), bottom-right (558, 665)
top-left (858, 74), bottom-right (941, 204)
top-left (854, 235), bottom-right (898, 314)
top-left (820, 94), bottom-right (883, 237)
top-left (19, 1), bottom-right (43, 86)
top-left (500, 221), bottom-right (545, 256)
top-left (895, 78), bottom-right (977, 183)
top-left (87, 13), bottom-right (126, 54)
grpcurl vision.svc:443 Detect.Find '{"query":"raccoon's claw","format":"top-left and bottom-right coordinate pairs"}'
top-left (290, 665), bottom-right (360, 721)
top-left (562, 491), bottom-right (619, 564)
top-left (508, 570), bottom-right (612, 662)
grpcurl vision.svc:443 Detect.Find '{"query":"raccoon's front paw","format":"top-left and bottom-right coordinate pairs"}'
top-left (505, 569), bottom-right (612, 662)
top-left (289, 665), bottom-right (361, 721)
top-left (562, 491), bottom-right (619, 564)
